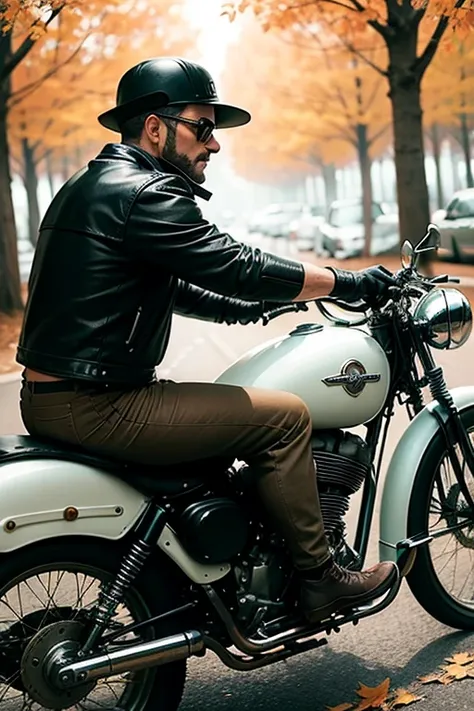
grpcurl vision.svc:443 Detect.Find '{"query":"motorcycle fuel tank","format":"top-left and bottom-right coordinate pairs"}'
top-left (215, 323), bottom-right (390, 429)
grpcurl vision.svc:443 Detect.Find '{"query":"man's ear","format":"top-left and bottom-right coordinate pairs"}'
top-left (144, 114), bottom-right (161, 144)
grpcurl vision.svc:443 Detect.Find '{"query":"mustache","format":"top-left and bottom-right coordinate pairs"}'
top-left (195, 152), bottom-right (210, 164)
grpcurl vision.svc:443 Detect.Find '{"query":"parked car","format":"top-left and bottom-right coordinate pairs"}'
top-left (288, 205), bottom-right (326, 252)
top-left (320, 199), bottom-right (399, 259)
top-left (256, 203), bottom-right (309, 238)
top-left (431, 188), bottom-right (474, 262)
top-left (17, 238), bottom-right (34, 283)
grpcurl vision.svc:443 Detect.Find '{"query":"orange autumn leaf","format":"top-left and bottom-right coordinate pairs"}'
top-left (388, 689), bottom-right (422, 708)
top-left (445, 652), bottom-right (474, 666)
top-left (326, 705), bottom-right (353, 711)
top-left (418, 673), bottom-right (444, 685)
top-left (354, 678), bottom-right (391, 711)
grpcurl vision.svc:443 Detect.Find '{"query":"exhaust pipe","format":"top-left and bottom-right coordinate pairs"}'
top-left (56, 630), bottom-right (204, 687)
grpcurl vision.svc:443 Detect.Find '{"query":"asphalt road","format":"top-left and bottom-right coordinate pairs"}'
top-left (1, 235), bottom-right (474, 710)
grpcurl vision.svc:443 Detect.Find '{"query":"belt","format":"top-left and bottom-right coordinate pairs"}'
top-left (24, 380), bottom-right (95, 394)
top-left (24, 379), bottom-right (147, 394)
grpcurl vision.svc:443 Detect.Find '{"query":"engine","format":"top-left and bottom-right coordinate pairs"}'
top-left (313, 429), bottom-right (369, 532)
top-left (233, 429), bottom-right (370, 629)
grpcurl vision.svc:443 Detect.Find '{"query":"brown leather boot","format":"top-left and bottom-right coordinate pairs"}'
top-left (300, 561), bottom-right (398, 623)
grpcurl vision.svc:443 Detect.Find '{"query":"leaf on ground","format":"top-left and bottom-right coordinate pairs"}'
top-left (388, 689), bottom-right (423, 708)
top-left (445, 652), bottom-right (474, 666)
top-left (442, 663), bottom-right (472, 681)
top-left (418, 673), bottom-right (444, 685)
top-left (354, 678), bottom-right (391, 710)
top-left (326, 704), bottom-right (353, 711)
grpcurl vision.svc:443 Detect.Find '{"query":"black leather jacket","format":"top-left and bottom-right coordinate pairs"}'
top-left (17, 143), bottom-right (305, 385)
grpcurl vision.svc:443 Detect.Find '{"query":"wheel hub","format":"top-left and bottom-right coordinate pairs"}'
top-left (446, 484), bottom-right (474, 549)
top-left (21, 620), bottom-right (95, 709)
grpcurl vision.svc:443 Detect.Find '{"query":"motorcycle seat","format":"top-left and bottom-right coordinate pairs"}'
top-left (0, 434), bottom-right (227, 498)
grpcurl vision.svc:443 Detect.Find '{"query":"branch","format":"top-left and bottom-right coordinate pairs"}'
top-left (336, 34), bottom-right (387, 75)
top-left (284, 0), bottom-right (359, 12)
top-left (9, 30), bottom-right (91, 108)
top-left (415, 0), bottom-right (467, 79)
top-left (368, 122), bottom-right (390, 146)
top-left (0, 4), bottom-right (66, 83)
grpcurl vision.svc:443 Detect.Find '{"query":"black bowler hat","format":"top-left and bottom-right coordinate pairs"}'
top-left (98, 57), bottom-right (251, 132)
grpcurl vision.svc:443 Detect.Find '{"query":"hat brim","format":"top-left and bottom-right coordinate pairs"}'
top-left (98, 95), bottom-right (251, 133)
top-left (98, 90), bottom-right (170, 132)
top-left (212, 102), bottom-right (251, 129)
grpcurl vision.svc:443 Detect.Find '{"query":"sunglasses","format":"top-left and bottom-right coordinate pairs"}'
top-left (154, 114), bottom-right (216, 144)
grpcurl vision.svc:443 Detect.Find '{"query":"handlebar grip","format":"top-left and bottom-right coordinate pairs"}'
top-left (262, 303), bottom-right (303, 325)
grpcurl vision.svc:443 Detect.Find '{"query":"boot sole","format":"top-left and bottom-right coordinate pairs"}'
top-left (305, 566), bottom-right (398, 624)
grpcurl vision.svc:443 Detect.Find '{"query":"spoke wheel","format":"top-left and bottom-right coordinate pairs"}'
top-left (0, 538), bottom-right (187, 711)
top-left (407, 405), bottom-right (474, 629)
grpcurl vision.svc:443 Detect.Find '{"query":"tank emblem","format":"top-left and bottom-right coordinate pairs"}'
top-left (322, 360), bottom-right (381, 397)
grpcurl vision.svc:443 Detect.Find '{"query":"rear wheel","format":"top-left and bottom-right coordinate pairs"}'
top-left (407, 405), bottom-right (474, 629)
top-left (0, 538), bottom-right (187, 710)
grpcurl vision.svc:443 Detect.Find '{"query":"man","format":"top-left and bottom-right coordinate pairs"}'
top-left (17, 57), bottom-right (397, 624)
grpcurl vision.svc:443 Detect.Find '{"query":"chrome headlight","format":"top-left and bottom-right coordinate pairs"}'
top-left (413, 288), bottom-right (472, 350)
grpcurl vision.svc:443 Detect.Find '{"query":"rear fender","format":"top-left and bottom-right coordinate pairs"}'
top-left (0, 458), bottom-right (148, 551)
top-left (0, 457), bottom-right (231, 584)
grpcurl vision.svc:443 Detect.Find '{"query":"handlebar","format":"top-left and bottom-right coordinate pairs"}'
top-left (261, 269), bottom-right (462, 326)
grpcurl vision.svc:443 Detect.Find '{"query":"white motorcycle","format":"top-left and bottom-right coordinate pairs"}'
top-left (1, 226), bottom-right (473, 711)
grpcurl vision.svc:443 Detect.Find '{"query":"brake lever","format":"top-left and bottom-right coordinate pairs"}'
top-left (430, 274), bottom-right (460, 285)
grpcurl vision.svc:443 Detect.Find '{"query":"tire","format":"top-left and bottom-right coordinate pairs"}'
top-left (0, 537), bottom-right (187, 711)
top-left (407, 404), bottom-right (474, 630)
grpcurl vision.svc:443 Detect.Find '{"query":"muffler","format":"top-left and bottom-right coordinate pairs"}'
top-left (56, 630), bottom-right (205, 687)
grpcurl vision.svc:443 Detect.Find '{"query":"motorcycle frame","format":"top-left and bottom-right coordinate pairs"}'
top-left (342, 302), bottom-right (474, 572)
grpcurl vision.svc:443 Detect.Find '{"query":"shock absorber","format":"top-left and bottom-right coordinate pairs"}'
top-left (81, 504), bottom-right (166, 653)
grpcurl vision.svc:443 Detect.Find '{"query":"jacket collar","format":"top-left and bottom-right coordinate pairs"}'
top-left (97, 143), bottom-right (212, 201)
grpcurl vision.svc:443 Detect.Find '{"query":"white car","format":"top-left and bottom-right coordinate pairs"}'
top-left (258, 203), bottom-right (309, 238)
top-left (17, 238), bottom-right (34, 283)
top-left (320, 199), bottom-right (399, 259)
top-left (288, 205), bottom-right (326, 252)
top-left (431, 188), bottom-right (474, 262)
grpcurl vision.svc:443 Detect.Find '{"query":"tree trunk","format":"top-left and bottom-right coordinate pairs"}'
top-left (459, 112), bottom-right (473, 189)
top-left (430, 122), bottom-right (444, 209)
top-left (386, 27), bottom-right (431, 257)
top-left (356, 123), bottom-right (373, 258)
top-left (0, 33), bottom-right (22, 314)
top-left (321, 162), bottom-right (337, 208)
top-left (22, 138), bottom-right (41, 247)
top-left (45, 152), bottom-right (55, 199)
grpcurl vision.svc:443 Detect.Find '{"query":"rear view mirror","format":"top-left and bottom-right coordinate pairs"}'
top-left (415, 224), bottom-right (440, 254)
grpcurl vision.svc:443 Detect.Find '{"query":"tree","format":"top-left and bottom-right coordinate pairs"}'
top-left (225, 0), bottom-right (474, 253)
top-left (424, 35), bottom-right (474, 198)
top-left (222, 17), bottom-right (391, 253)
top-left (0, 0), bottom-right (196, 314)
top-left (0, 0), bottom-right (81, 313)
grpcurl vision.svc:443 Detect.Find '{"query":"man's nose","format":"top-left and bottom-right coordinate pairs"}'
top-left (207, 135), bottom-right (220, 154)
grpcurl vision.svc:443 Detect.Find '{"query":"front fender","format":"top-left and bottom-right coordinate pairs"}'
top-left (379, 386), bottom-right (474, 564)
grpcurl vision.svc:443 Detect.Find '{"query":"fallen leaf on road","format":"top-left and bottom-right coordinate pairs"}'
top-left (388, 689), bottom-right (422, 708)
top-left (418, 673), bottom-right (444, 685)
top-left (326, 704), bottom-right (353, 711)
top-left (354, 678), bottom-right (391, 710)
top-left (442, 663), bottom-right (472, 681)
top-left (445, 652), bottom-right (474, 666)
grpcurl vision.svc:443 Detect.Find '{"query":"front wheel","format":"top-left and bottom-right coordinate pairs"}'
top-left (0, 538), bottom-right (187, 710)
top-left (407, 404), bottom-right (474, 629)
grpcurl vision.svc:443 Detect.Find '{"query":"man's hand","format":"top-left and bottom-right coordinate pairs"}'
top-left (327, 265), bottom-right (396, 303)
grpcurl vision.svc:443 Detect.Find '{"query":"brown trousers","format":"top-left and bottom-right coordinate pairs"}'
top-left (20, 380), bottom-right (330, 570)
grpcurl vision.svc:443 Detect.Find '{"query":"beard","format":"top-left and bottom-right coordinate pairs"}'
top-left (162, 130), bottom-right (208, 184)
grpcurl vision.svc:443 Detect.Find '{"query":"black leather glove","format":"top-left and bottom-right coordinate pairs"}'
top-left (326, 265), bottom-right (396, 303)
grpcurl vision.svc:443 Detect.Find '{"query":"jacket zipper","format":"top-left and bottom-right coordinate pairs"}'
top-left (126, 306), bottom-right (143, 351)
